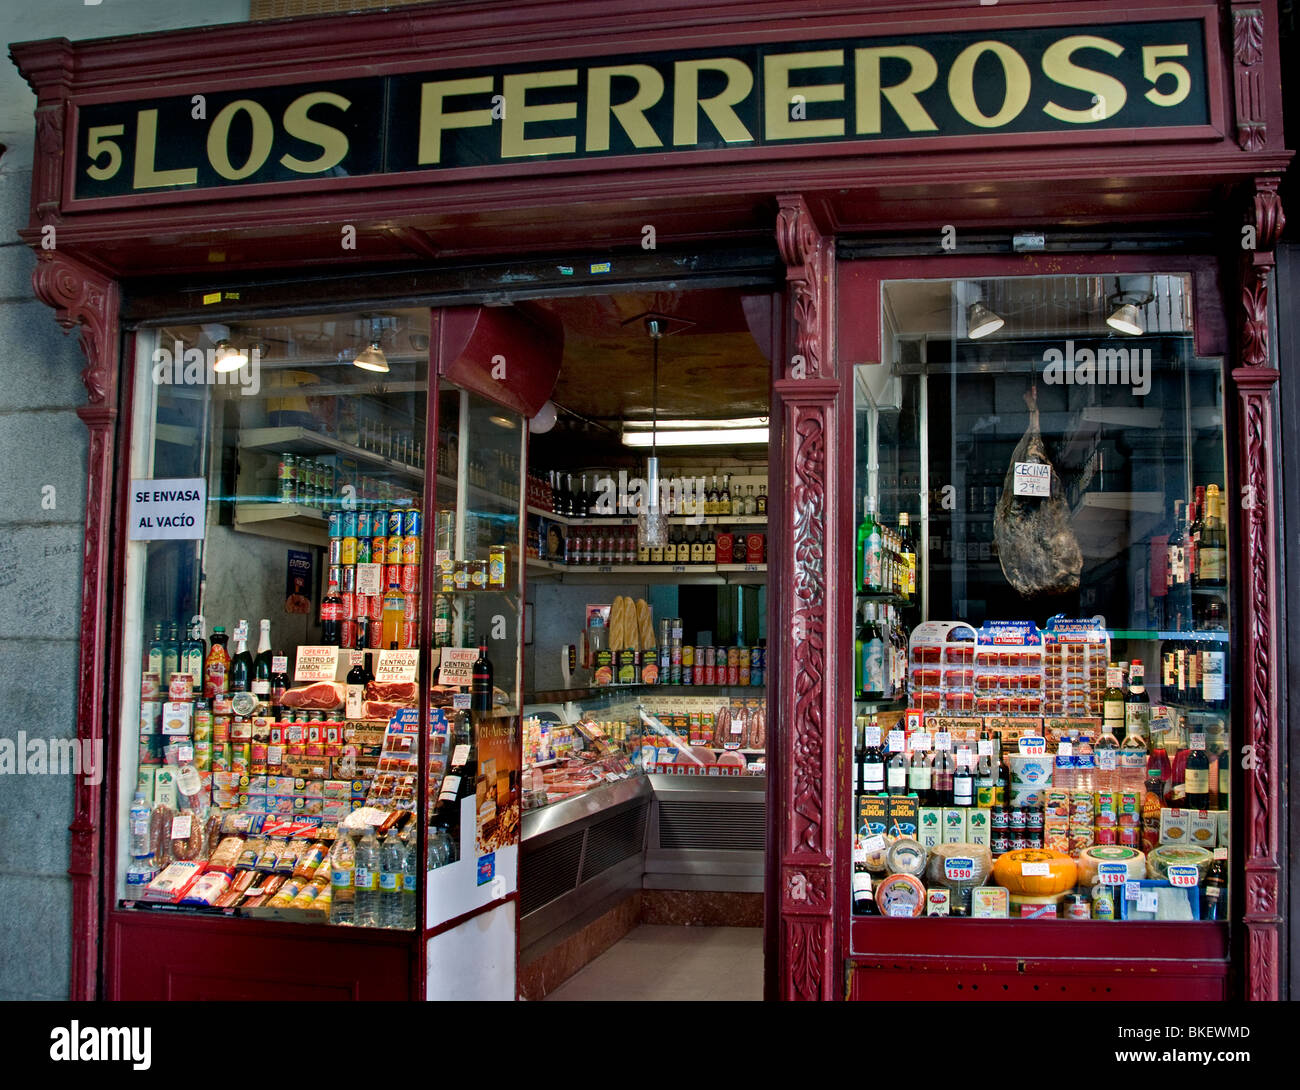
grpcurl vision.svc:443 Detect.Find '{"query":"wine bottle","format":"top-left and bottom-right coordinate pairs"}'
top-left (908, 746), bottom-right (933, 806)
top-left (472, 644), bottom-right (493, 713)
top-left (229, 621), bottom-right (254, 693)
top-left (252, 619), bottom-right (273, 697)
top-left (953, 749), bottom-right (974, 807)
top-left (346, 654), bottom-right (367, 720)
top-left (863, 716), bottom-right (885, 795)
top-left (162, 622), bottom-right (181, 686)
top-left (886, 736), bottom-right (908, 796)
top-left (1184, 731), bottom-right (1211, 810)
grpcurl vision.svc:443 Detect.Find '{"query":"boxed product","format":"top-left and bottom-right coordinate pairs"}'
top-left (1188, 811), bottom-right (1218, 849)
top-left (971, 886), bottom-right (1010, 919)
top-left (858, 795), bottom-right (889, 837)
top-left (918, 807), bottom-right (943, 851)
top-left (141, 861), bottom-right (204, 903)
top-left (972, 620), bottom-right (1044, 716)
top-left (942, 808), bottom-right (966, 844)
top-left (926, 889), bottom-right (950, 916)
top-left (1043, 615), bottom-right (1110, 717)
top-left (888, 795), bottom-right (919, 838)
top-left (1159, 807), bottom-right (1191, 845)
top-left (966, 808), bottom-right (991, 848)
top-left (908, 621), bottom-right (977, 714)
top-left (153, 767), bottom-right (178, 809)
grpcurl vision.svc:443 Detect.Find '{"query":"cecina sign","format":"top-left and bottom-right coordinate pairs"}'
top-left (73, 20), bottom-right (1209, 200)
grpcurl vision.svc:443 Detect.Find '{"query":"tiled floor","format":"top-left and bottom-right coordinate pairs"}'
top-left (544, 925), bottom-right (763, 1001)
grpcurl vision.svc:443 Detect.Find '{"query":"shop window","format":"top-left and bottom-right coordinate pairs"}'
top-left (852, 274), bottom-right (1230, 925)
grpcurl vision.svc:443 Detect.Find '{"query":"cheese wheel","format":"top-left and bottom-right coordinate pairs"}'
top-left (874, 873), bottom-right (925, 917)
top-left (1076, 845), bottom-right (1146, 885)
top-left (886, 838), bottom-right (928, 878)
top-left (992, 848), bottom-right (1078, 895)
top-left (1146, 845), bottom-right (1213, 881)
top-left (925, 842), bottom-right (993, 890)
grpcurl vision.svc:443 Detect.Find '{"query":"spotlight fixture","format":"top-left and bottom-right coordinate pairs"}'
top-left (212, 339), bottom-right (249, 373)
top-left (353, 316), bottom-right (394, 372)
top-left (1105, 302), bottom-right (1144, 336)
top-left (1105, 276), bottom-right (1154, 336)
top-left (966, 300), bottom-right (1005, 340)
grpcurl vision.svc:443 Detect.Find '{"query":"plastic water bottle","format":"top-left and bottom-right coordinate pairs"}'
top-left (1053, 751), bottom-right (1075, 791)
top-left (353, 825), bottom-right (381, 927)
top-left (400, 826), bottom-right (419, 930)
top-left (329, 829), bottom-right (356, 926)
top-left (125, 793), bottom-right (156, 892)
top-left (379, 828), bottom-right (405, 929)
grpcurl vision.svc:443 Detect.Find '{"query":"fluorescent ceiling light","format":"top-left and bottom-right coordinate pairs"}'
top-left (623, 427), bottom-right (769, 447)
top-left (622, 416), bottom-right (769, 430)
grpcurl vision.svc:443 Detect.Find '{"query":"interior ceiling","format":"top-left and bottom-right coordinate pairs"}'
top-left (530, 289), bottom-right (770, 423)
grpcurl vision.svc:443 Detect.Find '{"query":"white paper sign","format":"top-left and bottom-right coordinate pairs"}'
top-left (864, 725), bottom-right (881, 747)
top-left (452, 692), bottom-right (472, 710)
top-left (439, 648), bottom-right (478, 686)
top-left (909, 732), bottom-right (932, 752)
top-left (1125, 879), bottom-right (1142, 901)
top-left (1137, 889), bottom-right (1160, 912)
top-left (1057, 741), bottom-right (1074, 757)
top-left (888, 903), bottom-right (915, 918)
top-left (295, 645), bottom-right (340, 682)
top-left (1013, 462), bottom-right (1051, 498)
top-left (978, 739), bottom-right (994, 757)
top-left (375, 649), bottom-right (419, 683)
top-left (1021, 861), bottom-right (1051, 877)
top-left (863, 834), bottom-right (887, 854)
top-left (887, 729), bottom-right (905, 753)
top-left (934, 732), bottom-right (952, 752)
top-left (170, 814), bottom-right (192, 840)
top-left (129, 478), bottom-right (207, 540)
top-left (355, 563), bottom-right (383, 596)
top-left (271, 655), bottom-right (288, 674)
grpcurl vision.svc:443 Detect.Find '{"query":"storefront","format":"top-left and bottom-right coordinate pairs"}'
top-left (10, 0), bottom-right (1289, 1001)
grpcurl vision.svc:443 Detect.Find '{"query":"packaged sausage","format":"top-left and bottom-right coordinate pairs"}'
top-left (209, 836), bottom-right (245, 871)
top-left (236, 838), bottom-right (264, 870)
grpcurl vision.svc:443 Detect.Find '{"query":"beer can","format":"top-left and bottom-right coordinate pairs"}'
top-left (489, 546), bottom-right (506, 587)
top-left (328, 511), bottom-right (342, 538)
top-left (372, 536), bottom-right (387, 564)
top-left (404, 508), bottom-right (422, 539)
top-left (387, 509), bottom-right (404, 538)
top-left (727, 665), bottom-right (739, 686)
top-left (402, 535), bottom-right (420, 565)
top-left (340, 620), bottom-right (356, 648)
top-left (340, 591), bottom-right (356, 619)
top-left (400, 563), bottom-right (419, 593)
top-left (403, 619), bottom-right (418, 648)
top-left (355, 539), bottom-right (371, 565)
top-left (386, 535), bottom-right (404, 566)
top-left (341, 509), bottom-right (358, 540)
top-left (358, 509), bottom-right (373, 540)
top-left (328, 538), bottom-right (342, 565)
top-left (682, 645), bottom-right (694, 668)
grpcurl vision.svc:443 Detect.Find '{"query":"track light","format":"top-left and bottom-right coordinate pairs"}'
top-left (1106, 302), bottom-right (1144, 336)
top-left (966, 300), bottom-right (1005, 340)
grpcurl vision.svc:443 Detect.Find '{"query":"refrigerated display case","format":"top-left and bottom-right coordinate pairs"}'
top-left (846, 272), bottom-right (1235, 995)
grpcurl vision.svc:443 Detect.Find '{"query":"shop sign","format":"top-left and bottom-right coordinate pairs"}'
top-left (73, 19), bottom-right (1208, 200)
top-left (128, 478), bottom-right (205, 540)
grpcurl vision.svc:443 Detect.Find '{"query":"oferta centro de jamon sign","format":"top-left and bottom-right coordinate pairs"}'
top-left (72, 20), bottom-right (1208, 201)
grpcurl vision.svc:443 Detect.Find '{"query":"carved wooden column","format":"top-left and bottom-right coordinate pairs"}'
top-left (31, 253), bottom-right (121, 1002)
top-left (773, 195), bottom-right (840, 1000)
top-left (1233, 176), bottom-right (1283, 1002)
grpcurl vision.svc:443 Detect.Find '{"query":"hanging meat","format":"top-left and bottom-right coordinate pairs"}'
top-left (993, 387), bottom-right (1083, 596)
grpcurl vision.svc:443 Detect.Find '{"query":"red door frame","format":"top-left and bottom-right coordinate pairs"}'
top-left (768, 225), bottom-right (1284, 999)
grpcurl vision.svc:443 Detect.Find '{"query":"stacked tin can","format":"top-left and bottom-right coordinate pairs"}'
top-left (327, 503), bottom-right (422, 649)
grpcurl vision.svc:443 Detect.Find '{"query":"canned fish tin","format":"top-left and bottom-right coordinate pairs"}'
top-left (402, 535), bottom-right (420, 565)
top-left (358, 509), bottom-right (373, 539)
top-left (386, 535), bottom-right (403, 566)
top-left (341, 509), bottom-right (358, 539)
top-left (404, 509), bottom-right (421, 539)
top-left (400, 563), bottom-right (419, 593)
top-left (489, 546), bottom-right (506, 587)
top-left (387, 509), bottom-right (405, 538)
top-left (328, 538), bottom-right (342, 565)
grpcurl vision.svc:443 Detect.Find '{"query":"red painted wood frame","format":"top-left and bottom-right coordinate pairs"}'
top-left (766, 230), bottom-right (1284, 999)
top-left (12, 0), bottom-right (1290, 1001)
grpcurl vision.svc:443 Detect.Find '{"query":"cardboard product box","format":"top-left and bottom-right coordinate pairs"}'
top-left (1159, 807), bottom-right (1191, 846)
top-left (1217, 809), bottom-right (1229, 848)
top-left (972, 886), bottom-right (1010, 919)
top-left (153, 767), bottom-right (178, 810)
top-left (888, 795), bottom-right (919, 838)
top-left (926, 889), bottom-right (950, 916)
top-left (1188, 810), bottom-right (1218, 850)
top-left (942, 808), bottom-right (967, 843)
top-left (966, 807), bottom-right (991, 848)
top-left (919, 807), bottom-right (943, 851)
top-left (858, 794), bottom-right (889, 837)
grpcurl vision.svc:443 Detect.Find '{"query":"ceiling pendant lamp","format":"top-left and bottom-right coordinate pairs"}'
top-left (637, 318), bottom-right (669, 551)
top-left (353, 317), bottom-right (391, 372)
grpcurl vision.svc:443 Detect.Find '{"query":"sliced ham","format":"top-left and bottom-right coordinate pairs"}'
top-left (366, 680), bottom-right (417, 704)
top-left (280, 682), bottom-right (345, 710)
top-left (363, 700), bottom-right (405, 720)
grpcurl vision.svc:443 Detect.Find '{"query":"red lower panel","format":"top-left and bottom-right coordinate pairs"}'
top-left (106, 910), bottom-right (416, 1000)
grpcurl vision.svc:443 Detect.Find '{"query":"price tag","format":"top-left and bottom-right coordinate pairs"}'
top-left (452, 693), bottom-right (472, 710)
top-left (853, 838), bottom-right (867, 864)
top-left (1056, 741), bottom-right (1073, 757)
top-left (268, 745), bottom-right (283, 766)
top-left (1018, 735), bottom-right (1046, 755)
top-left (295, 645), bottom-right (340, 682)
top-left (1098, 749), bottom-right (1117, 771)
top-left (1097, 863), bottom-right (1127, 886)
top-left (604, 772), bottom-right (622, 783)
top-left (887, 729), bottom-right (905, 753)
top-left (170, 814), bottom-right (192, 840)
top-left (863, 834), bottom-right (887, 855)
top-left (439, 647), bottom-right (478, 686)
top-left (1167, 865), bottom-right (1199, 888)
top-left (672, 565), bottom-right (686, 573)
top-left (943, 857), bottom-right (975, 881)
top-left (271, 655), bottom-right (288, 674)
top-left (864, 725), bottom-right (881, 747)
top-left (909, 731), bottom-right (932, 752)
top-left (1137, 889), bottom-right (1160, 913)
top-left (934, 732), bottom-right (952, 752)
top-left (748, 762), bottom-right (766, 775)
top-left (977, 739), bottom-right (993, 757)
top-left (375, 649), bottom-right (419, 683)
top-left (1125, 880), bottom-right (1142, 902)
top-left (1013, 461), bottom-right (1051, 497)
top-left (176, 745), bottom-right (194, 764)
top-left (887, 902), bottom-right (915, 918)
top-left (597, 565), bottom-right (613, 573)
top-left (1021, 861), bottom-right (1051, 877)
top-left (355, 563), bottom-right (382, 596)
top-left (1189, 732), bottom-right (1206, 750)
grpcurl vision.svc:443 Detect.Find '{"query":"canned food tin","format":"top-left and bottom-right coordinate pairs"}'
top-left (355, 539), bottom-right (371, 565)
top-left (1026, 808), bottom-right (1044, 832)
top-left (341, 510), bottom-right (358, 539)
top-left (387, 509), bottom-right (405, 538)
top-left (1027, 828), bottom-right (1043, 848)
top-left (1012, 834), bottom-right (1030, 852)
top-left (386, 535), bottom-right (403, 565)
top-left (404, 509), bottom-right (421, 539)
top-left (489, 546), bottom-right (506, 587)
top-left (991, 834), bottom-right (1012, 856)
top-left (213, 716), bottom-right (231, 743)
top-left (682, 645), bottom-right (694, 668)
top-left (1094, 825), bottom-right (1117, 846)
top-left (402, 535), bottom-right (420, 565)
top-left (232, 742), bottom-right (252, 772)
top-left (341, 620), bottom-right (356, 648)
top-left (991, 806), bottom-right (1009, 831)
top-left (400, 563), bottom-right (419, 593)
top-left (1117, 824), bottom-right (1140, 848)
top-left (1009, 808), bottom-right (1027, 831)
top-left (328, 538), bottom-right (342, 565)
top-left (342, 565), bottom-right (357, 593)
top-left (358, 509), bottom-right (373, 539)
